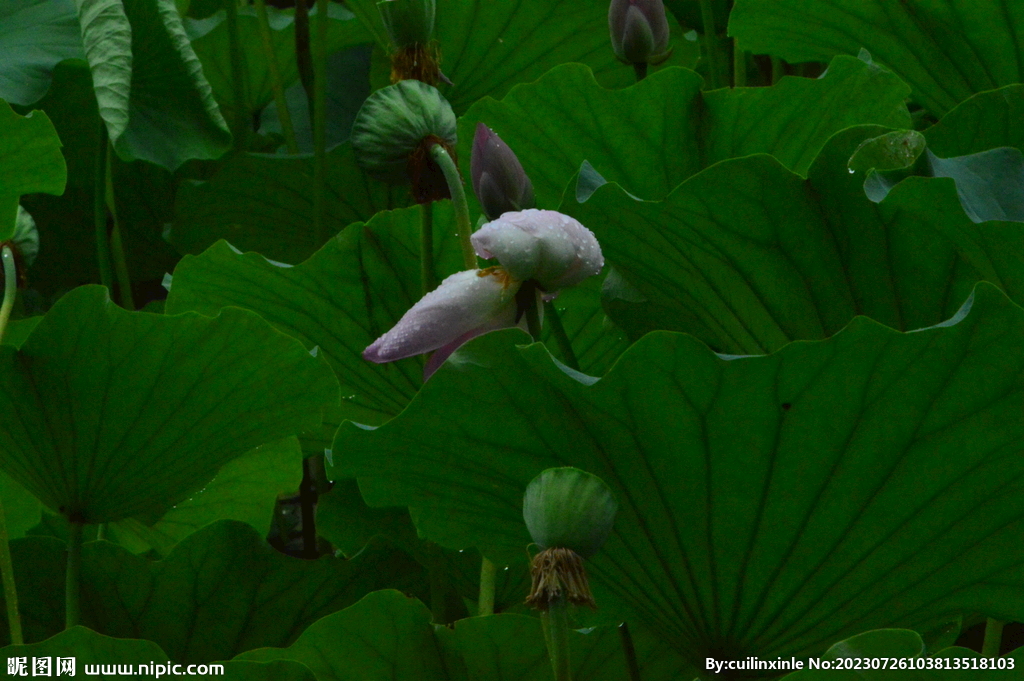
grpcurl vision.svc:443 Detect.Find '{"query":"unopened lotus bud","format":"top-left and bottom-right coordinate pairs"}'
top-left (471, 123), bottom-right (535, 221)
top-left (351, 80), bottom-right (457, 202)
top-left (472, 209), bottom-right (603, 291)
top-left (523, 467), bottom-right (618, 611)
top-left (0, 206), bottom-right (39, 289)
top-left (608, 0), bottom-right (672, 65)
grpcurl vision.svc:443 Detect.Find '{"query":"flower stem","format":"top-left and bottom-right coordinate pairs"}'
top-left (619, 622), bottom-right (641, 681)
top-left (733, 40), bottom-right (746, 87)
top-left (106, 145), bottom-right (134, 310)
top-left (982, 618), bottom-right (1004, 657)
top-left (312, 0), bottom-right (329, 245)
top-left (478, 557), bottom-right (495, 616)
top-left (429, 144), bottom-right (476, 269)
top-left (420, 202), bottom-right (435, 294)
top-left (254, 0), bottom-right (299, 154)
top-left (632, 62), bottom-right (648, 82)
top-left (0, 494), bottom-right (23, 644)
top-left (771, 56), bottom-right (784, 84)
top-left (541, 594), bottom-right (572, 681)
top-left (224, 0), bottom-right (248, 150)
top-left (698, 0), bottom-right (723, 89)
top-left (0, 246), bottom-right (16, 345)
top-left (65, 520), bottom-right (84, 629)
top-left (525, 295), bottom-right (542, 342)
top-left (543, 301), bottom-right (579, 371)
top-left (93, 120), bottom-right (113, 291)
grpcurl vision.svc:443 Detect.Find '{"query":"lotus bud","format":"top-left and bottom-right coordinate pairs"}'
top-left (351, 80), bottom-right (457, 202)
top-left (0, 206), bottom-right (39, 289)
top-left (363, 267), bottom-right (521, 379)
top-left (471, 209), bottom-right (603, 291)
top-left (471, 123), bottom-right (535, 221)
top-left (608, 0), bottom-right (672, 66)
top-left (377, 0), bottom-right (443, 85)
top-left (523, 467), bottom-right (618, 610)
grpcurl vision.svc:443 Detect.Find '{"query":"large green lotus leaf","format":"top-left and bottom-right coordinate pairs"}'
top-left (0, 101), bottom-right (66, 240)
top-left (345, 0), bottom-right (698, 115)
top-left (0, 0), bottom-right (84, 107)
top-left (186, 4), bottom-right (371, 129)
top-left (926, 84), bottom-right (1024, 157)
top-left (81, 521), bottom-right (425, 662)
top-left (457, 56), bottom-right (909, 212)
top-left (729, 0), bottom-right (1024, 117)
top-left (238, 589), bottom-right (690, 680)
top-left (168, 142), bottom-right (413, 263)
top-left (106, 437), bottom-right (304, 555)
top-left (0, 471), bottom-right (42, 540)
top-left (75, 0), bottom-right (231, 170)
top-left (567, 125), bottom-right (1024, 355)
top-left (166, 201), bottom-right (463, 426)
top-left (0, 285), bottom-right (338, 523)
top-left (333, 282), bottom-right (1024, 661)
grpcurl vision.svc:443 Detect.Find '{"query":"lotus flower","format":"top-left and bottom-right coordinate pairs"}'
top-left (363, 210), bottom-right (603, 379)
top-left (471, 209), bottom-right (603, 291)
top-left (608, 0), bottom-right (672, 66)
top-left (471, 123), bottom-right (535, 221)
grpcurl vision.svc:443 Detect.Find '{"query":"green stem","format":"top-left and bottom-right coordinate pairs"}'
top-left (421, 202), bottom-right (435, 294)
top-left (312, 0), bottom-right (329, 245)
top-left (429, 144), bottom-right (476, 269)
top-left (0, 493), bottom-right (23, 645)
top-left (478, 557), bottom-right (496, 616)
top-left (525, 294), bottom-right (542, 342)
top-left (254, 0), bottom-right (299, 154)
top-left (733, 40), bottom-right (746, 87)
top-left (771, 56), bottom-right (784, 84)
top-left (543, 300), bottom-right (579, 370)
top-left (294, 0), bottom-right (315, 122)
top-left (632, 62), bottom-right (648, 82)
top-left (105, 145), bottom-right (134, 310)
top-left (65, 520), bottom-right (83, 629)
top-left (541, 595), bottom-right (572, 681)
top-left (0, 246), bottom-right (16, 345)
top-left (982, 618), bottom-right (1004, 657)
top-left (698, 0), bottom-right (722, 89)
top-left (619, 622), bottom-right (641, 681)
top-left (93, 120), bottom-right (113, 290)
top-left (224, 0), bottom-right (248, 150)
top-left (299, 457), bottom-right (320, 558)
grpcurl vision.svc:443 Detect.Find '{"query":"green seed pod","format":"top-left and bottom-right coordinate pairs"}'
top-left (351, 80), bottom-right (457, 192)
top-left (378, 0), bottom-right (436, 48)
top-left (523, 467), bottom-right (618, 559)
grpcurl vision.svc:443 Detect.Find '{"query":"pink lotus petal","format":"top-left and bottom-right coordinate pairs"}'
top-left (471, 209), bottom-right (603, 291)
top-left (363, 268), bottom-right (520, 364)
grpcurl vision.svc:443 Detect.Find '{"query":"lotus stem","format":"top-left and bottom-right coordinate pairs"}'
top-left (619, 622), bottom-right (641, 681)
top-left (541, 594), bottom-right (572, 681)
top-left (982, 618), bottom-right (1004, 657)
top-left (698, 0), bottom-right (723, 89)
top-left (478, 557), bottom-right (496, 616)
top-left (733, 40), bottom-right (746, 87)
top-left (421, 202), bottom-right (435, 294)
top-left (224, 0), bottom-right (248, 149)
top-left (633, 62), bottom-right (648, 82)
top-left (0, 246), bottom-right (16, 344)
top-left (106, 145), bottom-right (134, 310)
top-left (254, 0), bottom-right (299, 154)
top-left (543, 301), bottom-right (579, 371)
top-left (312, 0), bottom-right (329, 244)
top-left (429, 144), bottom-right (475, 269)
top-left (0, 493), bottom-right (23, 644)
top-left (93, 121), bottom-right (113, 290)
top-left (65, 520), bottom-right (84, 629)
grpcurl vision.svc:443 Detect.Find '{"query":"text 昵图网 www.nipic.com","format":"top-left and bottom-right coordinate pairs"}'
top-left (7, 657), bottom-right (226, 677)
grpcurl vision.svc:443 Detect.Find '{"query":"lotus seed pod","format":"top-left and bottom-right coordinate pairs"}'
top-left (523, 467), bottom-right (618, 559)
top-left (351, 80), bottom-right (457, 187)
top-left (472, 210), bottom-right (603, 291)
top-left (378, 0), bottom-right (436, 48)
